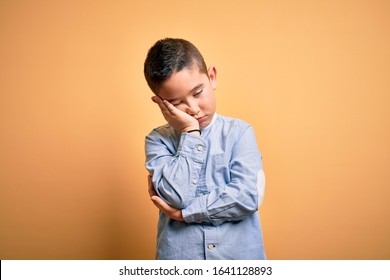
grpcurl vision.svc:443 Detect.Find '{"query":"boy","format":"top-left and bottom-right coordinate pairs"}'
top-left (144, 38), bottom-right (266, 260)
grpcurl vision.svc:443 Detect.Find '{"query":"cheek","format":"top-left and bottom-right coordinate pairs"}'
top-left (201, 94), bottom-right (215, 110)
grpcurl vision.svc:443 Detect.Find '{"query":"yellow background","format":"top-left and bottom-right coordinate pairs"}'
top-left (1, 0), bottom-right (389, 259)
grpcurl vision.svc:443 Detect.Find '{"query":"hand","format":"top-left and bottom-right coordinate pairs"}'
top-left (147, 175), bottom-right (184, 221)
top-left (151, 96), bottom-right (199, 132)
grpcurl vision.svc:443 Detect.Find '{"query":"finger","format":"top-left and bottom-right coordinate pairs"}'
top-left (151, 96), bottom-right (168, 112)
top-left (148, 175), bottom-right (157, 197)
top-left (151, 195), bottom-right (165, 211)
top-left (151, 195), bottom-right (172, 212)
top-left (163, 100), bottom-right (178, 114)
top-left (149, 188), bottom-right (157, 197)
top-left (158, 102), bottom-right (172, 117)
top-left (147, 175), bottom-right (152, 196)
top-left (151, 196), bottom-right (182, 221)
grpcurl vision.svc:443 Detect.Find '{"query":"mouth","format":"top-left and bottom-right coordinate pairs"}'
top-left (196, 116), bottom-right (207, 123)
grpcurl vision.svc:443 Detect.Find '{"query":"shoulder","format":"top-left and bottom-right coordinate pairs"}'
top-left (145, 123), bottom-right (179, 143)
top-left (216, 115), bottom-right (261, 153)
top-left (215, 115), bottom-right (253, 135)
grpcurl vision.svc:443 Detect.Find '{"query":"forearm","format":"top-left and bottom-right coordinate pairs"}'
top-left (146, 131), bottom-right (206, 209)
top-left (182, 126), bottom-right (264, 226)
top-left (182, 172), bottom-right (260, 226)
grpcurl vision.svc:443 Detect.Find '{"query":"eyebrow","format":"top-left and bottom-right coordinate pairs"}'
top-left (190, 83), bottom-right (204, 93)
top-left (166, 83), bottom-right (204, 103)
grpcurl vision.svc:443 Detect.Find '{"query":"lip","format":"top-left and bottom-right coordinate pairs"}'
top-left (196, 116), bottom-right (207, 123)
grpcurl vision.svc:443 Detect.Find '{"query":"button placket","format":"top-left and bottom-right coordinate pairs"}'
top-left (192, 143), bottom-right (204, 188)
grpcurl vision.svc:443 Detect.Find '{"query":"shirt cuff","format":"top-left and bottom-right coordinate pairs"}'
top-left (177, 132), bottom-right (207, 163)
top-left (182, 195), bottom-right (210, 224)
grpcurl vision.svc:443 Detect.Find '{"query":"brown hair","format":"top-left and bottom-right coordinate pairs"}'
top-left (144, 38), bottom-right (208, 94)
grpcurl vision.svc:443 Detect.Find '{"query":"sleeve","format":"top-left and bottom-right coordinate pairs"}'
top-left (182, 126), bottom-right (264, 226)
top-left (145, 130), bottom-right (207, 209)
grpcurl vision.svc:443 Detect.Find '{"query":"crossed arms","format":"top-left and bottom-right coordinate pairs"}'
top-left (148, 175), bottom-right (184, 221)
top-left (146, 96), bottom-right (263, 225)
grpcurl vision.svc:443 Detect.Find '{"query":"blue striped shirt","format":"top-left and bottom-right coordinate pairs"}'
top-left (145, 114), bottom-right (266, 259)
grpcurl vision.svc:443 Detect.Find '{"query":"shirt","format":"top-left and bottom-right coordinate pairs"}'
top-left (145, 114), bottom-right (266, 260)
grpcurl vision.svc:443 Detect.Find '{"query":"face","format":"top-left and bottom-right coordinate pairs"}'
top-left (157, 66), bottom-right (218, 129)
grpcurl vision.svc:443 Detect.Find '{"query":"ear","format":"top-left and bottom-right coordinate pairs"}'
top-left (207, 66), bottom-right (218, 90)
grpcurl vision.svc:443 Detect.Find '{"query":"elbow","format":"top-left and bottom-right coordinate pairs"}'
top-left (241, 188), bottom-right (259, 214)
top-left (244, 201), bottom-right (258, 216)
top-left (155, 181), bottom-right (187, 209)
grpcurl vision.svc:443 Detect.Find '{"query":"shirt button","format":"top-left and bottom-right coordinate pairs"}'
top-left (192, 179), bottom-right (198, 184)
top-left (197, 145), bottom-right (203, 151)
top-left (207, 244), bottom-right (215, 250)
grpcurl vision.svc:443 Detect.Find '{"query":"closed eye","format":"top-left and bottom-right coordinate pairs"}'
top-left (171, 101), bottom-right (182, 106)
top-left (194, 89), bottom-right (203, 97)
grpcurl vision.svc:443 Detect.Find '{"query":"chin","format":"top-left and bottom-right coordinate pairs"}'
top-left (199, 122), bottom-right (210, 129)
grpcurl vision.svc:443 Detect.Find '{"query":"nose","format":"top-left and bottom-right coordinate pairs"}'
top-left (185, 99), bottom-right (200, 116)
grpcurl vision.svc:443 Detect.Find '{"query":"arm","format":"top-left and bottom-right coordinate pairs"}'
top-left (148, 175), bottom-right (184, 221)
top-left (182, 126), bottom-right (263, 226)
top-left (148, 169), bottom-right (265, 223)
top-left (145, 96), bottom-right (205, 209)
top-left (148, 125), bottom-right (264, 226)
top-left (145, 131), bottom-right (206, 209)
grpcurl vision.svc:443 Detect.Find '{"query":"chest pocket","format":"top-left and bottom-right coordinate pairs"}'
top-left (213, 153), bottom-right (225, 166)
top-left (212, 153), bottom-right (230, 187)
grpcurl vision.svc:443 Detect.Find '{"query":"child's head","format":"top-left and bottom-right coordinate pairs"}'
top-left (144, 38), bottom-right (208, 94)
top-left (144, 38), bottom-right (217, 129)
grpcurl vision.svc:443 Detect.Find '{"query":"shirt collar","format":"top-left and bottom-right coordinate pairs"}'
top-left (201, 113), bottom-right (217, 133)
